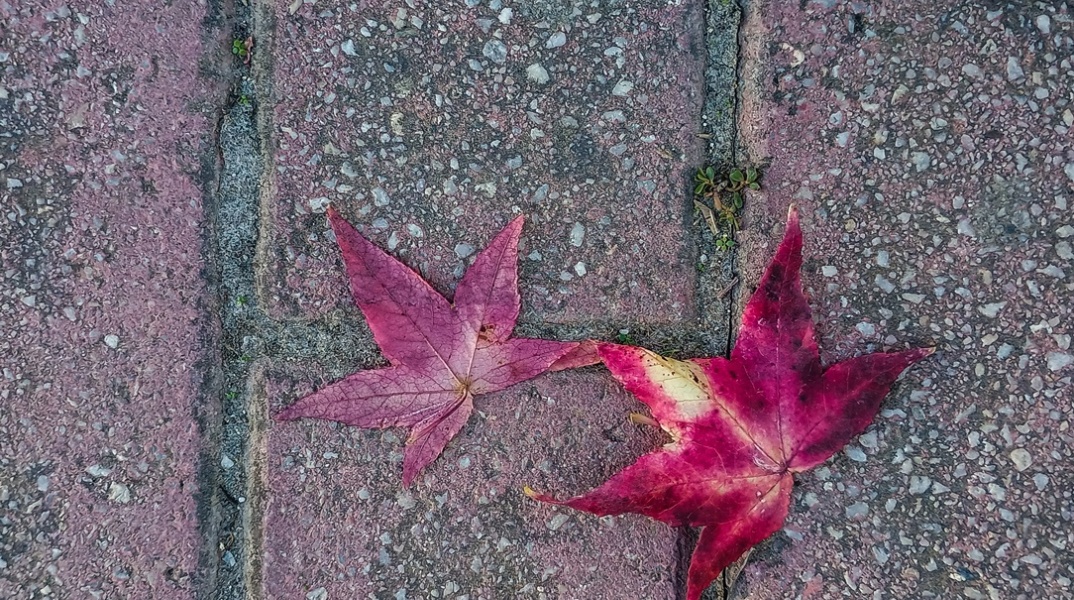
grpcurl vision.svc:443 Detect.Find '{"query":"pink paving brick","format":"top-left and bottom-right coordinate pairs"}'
top-left (263, 368), bottom-right (678, 599)
top-left (0, 0), bottom-right (226, 597)
top-left (732, 1), bottom-right (1074, 597)
top-left (258, 0), bottom-right (706, 326)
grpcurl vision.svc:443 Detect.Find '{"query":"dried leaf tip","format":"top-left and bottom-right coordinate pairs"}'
top-left (523, 486), bottom-right (562, 504)
top-left (629, 412), bottom-right (659, 428)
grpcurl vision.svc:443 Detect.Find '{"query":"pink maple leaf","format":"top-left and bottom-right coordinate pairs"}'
top-left (277, 207), bottom-right (598, 485)
top-left (527, 206), bottom-right (932, 599)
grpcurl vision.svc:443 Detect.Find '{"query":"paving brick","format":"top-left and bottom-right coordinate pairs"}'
top-left (258, 0), bottom-right (706, 325)
top-left (0, 1), bottom-right (225, 597)
top-left (734, 1), bottom-right (1074, 597)
top-left (262, 368), bottom-right (678, 599)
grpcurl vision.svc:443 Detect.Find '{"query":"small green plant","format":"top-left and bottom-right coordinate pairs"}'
top-left (232, 36), bottom-right (253, 65)
top-left (714, 235), bottom-right (736, 251)
top-left (693, 165), bottom-right (762, 251)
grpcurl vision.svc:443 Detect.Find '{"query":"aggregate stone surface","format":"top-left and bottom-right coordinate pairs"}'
top-left (0, 0), bottom-right (227, 597)
top-left (734, 1), bottom-right (1073, 598)
top-left (259, 0), bottom-right (706, 326)
top-left (8, 0), bottom-right (1069, 598)
top-left (264, 367), bottom-right (678, 599)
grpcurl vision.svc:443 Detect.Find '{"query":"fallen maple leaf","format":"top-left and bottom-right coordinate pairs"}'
top-left (527, 206), bottom-right (931, 599)
top-left (277, 207), bottom-right (597, 485)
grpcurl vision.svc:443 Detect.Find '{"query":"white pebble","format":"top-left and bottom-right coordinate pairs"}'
top-left (569, 222), bottom-right (585, 247)
top-left (454, 243), bottom-right (475, 259)
top-left (1056, 242), bottom-right (1073, 261)
top-left (546, 32), bottom-right (566, 48)
top-left (108, 482), bottom-right (131, 503)
top-left (977, 302), bottom-right (1007, 318)
top-left (911, 151), bottom-right (931, 171)
top-left (85, 465), bottom-right (112, 478)
top-left (525, 63), bottom-right (549, 84)
top-left (548, 513), bottom-right (570, 530)
top-left (909, 475), bottom-right (932, 494)
top-left (844, 446), bottom-right (867, 462)
top-left (1006, 56), bottom-right (1024, 81)
top-left (104, 334), bottom-right (120, 349)
top-left (611, 80), bottom-right (634, 95)
top-left (396, 492), bottom-right (416, 509)
top-left (1036, 14), bottom-right (1051, 34)
top-left (845, 502), bottom-right (868, 518)
top-left (1009, 448), bottom-right (1032, 471)
top-left (482, 39), bottom-right (507, 64)
top-left (1046, 352), bottom-right (1073, 371)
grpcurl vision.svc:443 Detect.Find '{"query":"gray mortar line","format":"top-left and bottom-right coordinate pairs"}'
top-left (211, 72), bottom-right (262, 600)
top-left (686, 1), bottom-right (746, 599)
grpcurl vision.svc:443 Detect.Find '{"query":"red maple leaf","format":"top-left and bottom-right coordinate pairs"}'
top-left (277, 208), bottom-right (597, 485)
top-left (527, 206), bottom-right (931, 599)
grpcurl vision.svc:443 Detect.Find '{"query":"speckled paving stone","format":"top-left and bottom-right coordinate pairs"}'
top-left (262, 368), bottom-right (677, 599)
top-left (0, 1), bottom-right (224, 598)
top-left (734, 1), bottom-right (1073, 598)
top-left (259, 0), bottom-right (705, 325)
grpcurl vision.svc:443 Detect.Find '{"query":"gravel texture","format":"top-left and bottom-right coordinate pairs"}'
top-left (6, 0), bottom-right (1068, 599)
top-left (735, 1), bottom-right (1073, 598)
top-left (257, 0), bottom-right (706, 327)
top-left (0, 0), bottom-right (228, 597)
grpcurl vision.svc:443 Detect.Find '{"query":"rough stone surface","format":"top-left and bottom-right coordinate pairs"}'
top-left (8, 0), bottom-right (1070, 599)
top-left (259, 0), bottom-right (706, 326)
top-left (735, 1), bottom-right (1073, 598)
top-left (0, 0), bottom-right (226, 597)
top-left (263, 368), bottom-right (677, 599)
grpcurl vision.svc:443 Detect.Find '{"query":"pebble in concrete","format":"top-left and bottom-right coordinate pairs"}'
top-left (259, 0), bottom-right (705, 327)
top-left (257, 3), bottom-right (713, 596)
top-left (264, 369), bottom-right (677, 599)
top-left (737, 1), bottom-right (1073, 597)
top-left (0, 0), bottom-right (226, 597)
